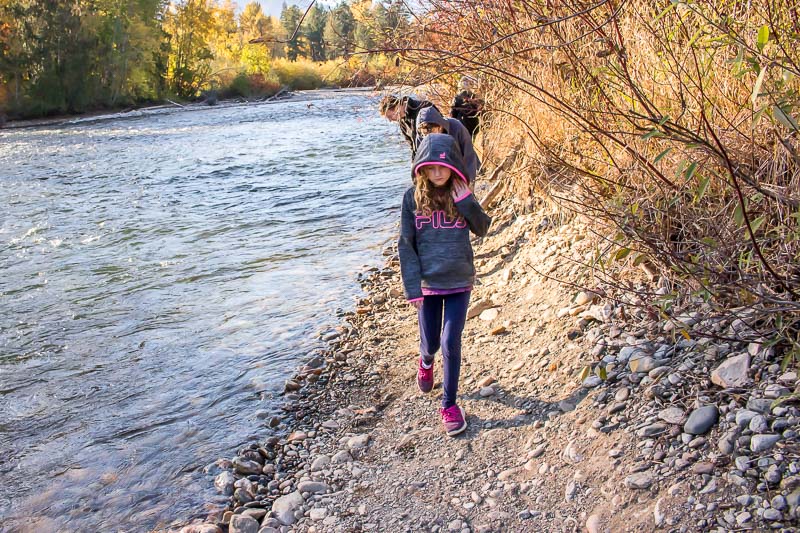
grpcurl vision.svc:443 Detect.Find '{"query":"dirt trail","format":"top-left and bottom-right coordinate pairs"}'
top-left (177, 199), bottom-right (800, 533)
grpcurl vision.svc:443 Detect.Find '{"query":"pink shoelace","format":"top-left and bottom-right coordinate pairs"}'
top-left (441, 405), bottom-right (463, 423)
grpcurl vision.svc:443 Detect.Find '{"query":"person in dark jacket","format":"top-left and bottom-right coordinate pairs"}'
top-left (416, 106), bottom-right (481, 182)
top-left (450, 76), bottom-right (483, 138)
top-left (398, 133), bottom-right (492, 437)
top-left (379, 94), bottom-right (436, 158)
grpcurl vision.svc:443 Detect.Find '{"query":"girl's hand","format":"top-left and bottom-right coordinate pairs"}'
top-left (410, 299), bottom-right (423, 310)
top-left (451, 180), bottom-right (470, 200)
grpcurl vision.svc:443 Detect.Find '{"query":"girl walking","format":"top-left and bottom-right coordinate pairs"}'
top-left (398, 133), bottom-right (492, 436)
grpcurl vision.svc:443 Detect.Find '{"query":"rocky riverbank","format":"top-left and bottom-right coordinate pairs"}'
top-left (171, 185), bottom-right (800, 533)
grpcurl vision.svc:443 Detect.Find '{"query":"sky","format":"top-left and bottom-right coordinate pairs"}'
top-left (255, 0), bottom-right (335, 17)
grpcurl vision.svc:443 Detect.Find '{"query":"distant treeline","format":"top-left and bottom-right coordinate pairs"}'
top-left (0, 0), bottom-right (410, 119)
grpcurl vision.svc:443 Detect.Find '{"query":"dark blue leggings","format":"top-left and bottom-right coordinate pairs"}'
top-left (418, 291), bottom-right (470, 408)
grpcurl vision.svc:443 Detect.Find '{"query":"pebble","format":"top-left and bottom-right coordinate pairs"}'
top-left (750, 434), bottom-right (781, 453)
top-left (749, 414), bottom-right (768, 433)
top-left (347, 434), bottom-right (370, 450)
top-left (615, 387), bottom-right (630, 402)
top-left (309, 508), bottom-right (328, 521)
top-left (658, 407), bottom-right (685, 425)
top-left (332, 450), bottom-right (353, 463)
top-left (711, 353), bottom-right (750, 388)
top-left (310, 455), bottom-right (331, 472)
top-left (585, 514), bottom-right (602, 533)
top-left (232, 457), bottom-right (262, 476)
top-left (763, 508), bottom-right (782, 521)
top-left (637, 423), bottom-right (667, 438)
top-left (684, 405), bottom-right (718, 435)
top-left (479, 386), bottom-right (496, 397)
top-left (624, 471), bottom-right (653, 489)
top-left (629, 355), bottom-right (657, 373)
top-left (298, 481), bottom-right (329, 494)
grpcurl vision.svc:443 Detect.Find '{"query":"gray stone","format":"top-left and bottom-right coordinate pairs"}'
top-left (298, 481), bottom-right (329, 494)
top-left (629, 355), bottom-right (657, 373)
top-left (310, 455), bottom-right (331, 472)
top-left (309, 508), bottom-right (328, 521)
top-left (625, 471), bottom-right (653, 489)
top-left (684, 405), bottom-right (718, 435)
top-left (749, 415), bottom-right (768, 433)
top-left (747, 398), bottom-right (773, 414)
top-left (735, 409), bottom-right (758, 429)
top-left (347, 434), bottom-right (370, 450)
top-left (772, 495), bottom-right (787, 510)
top-left (764, 384), bottom-right (790, 399)
top-left (658, 407), bottom-right (685, 425)
top-left (214, 471), bottom-right (235, 496)
top-left (582, 375), bottom-right (601, 388)
top-left (232, 457), bottom-right (262, 476)
top-left (332, 450), bottom-right (353, 463)
top-left (750, 434), bottom-right (781, 453)
top-left (637, 423), bottom-right (667, 438)
top-left (763, 508), bottom-right (782, 521)
top-left (229, 515), bottom-right (259, 533)
top-left (272, 491), bottom-right (304, 526)
top-left (711, 353), bottom-right (750, 388)
top-left (479, 386), bottom-right (496, 397)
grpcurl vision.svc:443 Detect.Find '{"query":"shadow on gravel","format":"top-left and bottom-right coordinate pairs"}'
top-left (457, 386), bottom-right (591, 438)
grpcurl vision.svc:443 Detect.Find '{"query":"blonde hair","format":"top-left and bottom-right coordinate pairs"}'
top-left (414, 166), bottom-right (461, 220)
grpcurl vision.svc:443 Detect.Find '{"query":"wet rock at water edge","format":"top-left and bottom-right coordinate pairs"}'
top-left (214, 471), bottom-right (235, 495)
top-left (684, 405), bottom-right (718, 435)
top-left (229, 515), bottom-right (259, 533)
top-left (180, 524), bottom-right (222, 533)
top-left (232, 457), bottom-right (262, 476)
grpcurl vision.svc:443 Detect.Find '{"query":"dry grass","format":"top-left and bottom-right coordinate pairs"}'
top-left (396, 0), bottom-right (800, 352)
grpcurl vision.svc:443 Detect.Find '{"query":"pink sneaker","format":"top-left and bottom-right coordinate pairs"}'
top-left (417, 358), bottom-right (434, 393)
top-left (441, 405), bottom-right (467, 436)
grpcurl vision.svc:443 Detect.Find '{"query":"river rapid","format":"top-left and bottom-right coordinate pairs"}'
top-left (0, 91), bottom-right (408, 532)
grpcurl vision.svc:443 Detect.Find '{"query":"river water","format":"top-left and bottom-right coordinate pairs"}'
top-left (0, 91), bottom-right (408, 532)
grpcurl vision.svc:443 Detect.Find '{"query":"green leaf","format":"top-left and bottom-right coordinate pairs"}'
top-left (654, 147), bottom-right (672, 164)
top-left (752, 65), bottom-right (768, 106)
top-left (734, 203), bottom-right (745, 226)
top-left (642, 128), bottom-right (663, 140)
top-left (750, 215), bottom-right (766, 233)
top-left (694, 174), bottom-right (710, 202)
top-left (614, 247), bottom-right (631, 261)
top-left (579, 365), bottom-right (590, 382)
top-left (773, 105), bottom-right (800, 131)
top-left (684, 162), bottom-right (698, 181)
top-left (598, 366), bottom-right (608, 380)
top-left (757, 25), bottom-right (769, 52)
top-left (654, 3), bottom-right (676, 23)
top-left (633, 253), bottom-right (649, 266)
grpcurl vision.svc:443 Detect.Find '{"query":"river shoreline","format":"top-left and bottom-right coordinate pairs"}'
top-left (0, 87), bottom-right (377, 131)
top-left (173, 185), bottom-right (800, 533)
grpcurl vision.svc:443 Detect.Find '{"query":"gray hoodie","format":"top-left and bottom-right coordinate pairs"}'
top-left (399, 134), bottom-right (492, 300)
top-left (415, 106), bottom-right (481, 182)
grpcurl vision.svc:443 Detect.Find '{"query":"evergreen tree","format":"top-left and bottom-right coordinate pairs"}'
top-left (323, 2), bottom-right (355, 59)
top-left (279, 3), bottom-right (306, 61)
top-left (303, 4), bottom-right (328, 62)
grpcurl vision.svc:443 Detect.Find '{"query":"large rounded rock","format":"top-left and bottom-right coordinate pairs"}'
top-left (232, 457), bottom-right (262, 476)
top-left (214, 471), bottom-right (235, 495)
top-left (229, 515), bottom-right (259, 533)
top-left (272, 491), bottom-right (304, 525)
top-left (684, 405), bottom-right (719, 435)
